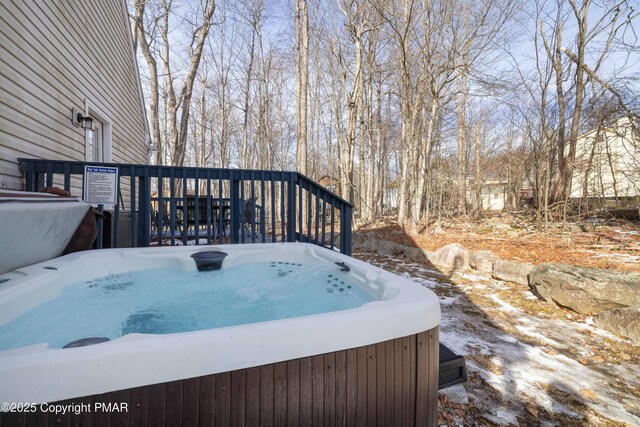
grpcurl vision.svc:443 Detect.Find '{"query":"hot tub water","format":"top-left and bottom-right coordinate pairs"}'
top-left (0, 261), bottom-right (373, 351)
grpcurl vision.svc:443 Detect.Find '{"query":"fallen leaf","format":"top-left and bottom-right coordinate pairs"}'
top-left (581, 389), bottom-right (598, 401)
top-left (526, 404), bottom-right (539, 418)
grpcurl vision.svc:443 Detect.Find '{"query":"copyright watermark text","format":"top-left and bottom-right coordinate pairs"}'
top-left (1, 402), bottom-right (128, 415)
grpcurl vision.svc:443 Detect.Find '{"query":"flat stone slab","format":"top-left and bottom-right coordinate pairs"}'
top-left (430, 243), bottom-right (470, 270)
top-left (470, 250), bottom-right (499, 273)
top-left (529, 263), bottom-right (640, 314)
top-left (594, 307), bottom-right (640, 345)
top-left (492, 259), bottom-right (534, 286)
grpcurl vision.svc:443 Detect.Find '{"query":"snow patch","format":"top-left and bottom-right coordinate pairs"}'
top-left (360, 253), bottom-right (640, 426)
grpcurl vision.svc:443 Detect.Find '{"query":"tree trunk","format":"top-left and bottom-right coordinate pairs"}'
top-left (295, 0), bottom-right (309, 175)
top-left (456, 66), bottom-right (468, 216)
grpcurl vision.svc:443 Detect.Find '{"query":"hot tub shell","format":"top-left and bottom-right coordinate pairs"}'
top-left (0, 243), bottom-right (440, 426)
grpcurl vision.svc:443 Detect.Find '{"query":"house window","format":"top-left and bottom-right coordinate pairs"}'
top-left (86, 117), bottom-right (103, 162)
top-left (84, 104), bottom-right (112, 163)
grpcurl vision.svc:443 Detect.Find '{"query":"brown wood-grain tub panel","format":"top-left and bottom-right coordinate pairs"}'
top-left (1, 328), bottom-right (438, 427)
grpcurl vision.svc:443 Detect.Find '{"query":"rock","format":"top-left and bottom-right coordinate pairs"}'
top-left (404, 247), bottom-right (431, 263)
top-left (492, 260), bottom-right (534, 285)
top-left (351, 232), bottom-right (368, 250)
top-left (441, 384), bottom-right (468, 405)
top-left (357, 237), bottom-right (379, 252)
top-left (493, 223), bottom-right (512, 231)
top-left (470, 250), bottom-right (500, 273)
top-left (373, 240), bottom-right (404, 257)
top-left (352, 234), bottom-right (433, 263)
top-left (432, 225), bottom-right (445, 235)
top-left (430, 243), bottom-right (469, 270)
top-left (594, 307), bottom-right (640, 344)
top-left (529, 263), bottom-right (640, 314)
top-left (570, 224), bottom-right (588, 233)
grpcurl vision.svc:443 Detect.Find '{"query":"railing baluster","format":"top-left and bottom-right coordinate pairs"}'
top-left (306, 181), bottom-right (311, 243)
top-left (240, 171), bottom-right (246, 244)
top-left (113, 171), bottom-right (121, 248)
top-left (130, 166), bottom-right (136, 248)
top-left (322, 194), bottom-right (326, 249)
top-left (281, 176), bottom-right (286, 241)
top-left (314, 187), bottom-right (319, 244)
top-left (139, 167), bottom-right (150, 247)
top-left (271, 174), bottom-right (276, 243)
top-left (330, 201), bottom-right (335, 250)
top-left (260, 172), bottom-right (266, 243)
top-left (288, 174), bottom-right (296, 243)
top-left (230, 171), bottom-right (239, 244)
top-left (206, 169), bottom-right (212, 245)
top-left (250, 171), bottom-right (255, 244)
top-left (170, 168), bottom-right (176, 246)
top-left (194, 169), bottom-right (200, 244)
top-left (343, 204), bottom-right (353, 255)
top-left (298, 178), bottom-right (302, 242)
top-left (24, 161), bottom-right (34, 191)
top-left (96, 204), bottom-right (104, 249)
top-left (157, 168), bottom-right (164, 247)
top-left (182, 171), bottom-right (188, 246)
top-left (63, 163), bottom-right (71, 192)
top-left (45, 162), bottom-right (53, 187)
top-left (218, 173), bottom-right (224, 245)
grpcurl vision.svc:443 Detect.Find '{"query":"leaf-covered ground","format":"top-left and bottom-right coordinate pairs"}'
top-left (358, 216), bottom-right (640, 272)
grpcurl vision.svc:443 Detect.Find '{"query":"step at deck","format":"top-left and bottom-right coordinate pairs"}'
top-left (439, 343), bottom-right (468, 390)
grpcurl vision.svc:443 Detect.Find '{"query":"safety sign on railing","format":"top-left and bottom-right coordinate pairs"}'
top-left (83, 166), bottom-right (118, 205)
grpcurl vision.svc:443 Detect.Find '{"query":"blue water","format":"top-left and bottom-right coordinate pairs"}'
top-left (0, 261), bottom-right (373, 351)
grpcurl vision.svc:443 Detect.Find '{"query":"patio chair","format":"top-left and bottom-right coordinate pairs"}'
top-left (151, 209), bottom-right (180, 240)
top-left (242, 197), bottom-right (263, 240)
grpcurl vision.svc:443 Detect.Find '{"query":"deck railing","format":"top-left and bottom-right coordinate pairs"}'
top-left (18, 159), bottom-right (353, 255)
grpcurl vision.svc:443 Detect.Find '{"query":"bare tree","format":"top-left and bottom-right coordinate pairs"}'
top-left (540, 0), bottom-right (628, 203)
top-left (135, 0), bottom-right (216, 167)
top-left (295, 0), bottom-right (310, 175)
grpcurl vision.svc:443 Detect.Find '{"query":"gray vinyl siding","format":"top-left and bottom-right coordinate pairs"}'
top-left (0, 0), bottom-right (148, 192)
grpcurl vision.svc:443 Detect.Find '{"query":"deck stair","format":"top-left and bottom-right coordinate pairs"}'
top-left (438, 343), bottom-right (467, 390)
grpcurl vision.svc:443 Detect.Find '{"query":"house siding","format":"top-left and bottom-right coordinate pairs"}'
top-left (570, 118), bottom-right (640, 202)
top-left (0, 0), bottom-right (147, 192)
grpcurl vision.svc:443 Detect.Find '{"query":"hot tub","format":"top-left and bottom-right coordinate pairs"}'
top-left (0, 243), bottom-right (440, 426)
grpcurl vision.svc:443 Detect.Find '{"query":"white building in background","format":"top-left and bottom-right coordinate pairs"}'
top-left (466, 179), bottom-right (507, 212)
top-left (479, 180), bottom-right (507, 211)
top-left (570, 117), bottom-right (640, 202)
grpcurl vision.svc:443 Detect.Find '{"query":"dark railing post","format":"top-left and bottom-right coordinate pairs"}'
top-left (22, 161), bottom-right (35, 192)
top-left (230, 171), bottom-right (240, 244)
top-left (129, 165), bottom-right (137, 248)
top-left (96, 204), bottom-right (104, 249)
top-left (137, 169), bottom-right (150, 247)
top-left (113, 172), bottom-right (121, 248)
top-left (287, 174), bottom-right (297, 242)
top-left (342, 204), bottom-right (353, 255)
